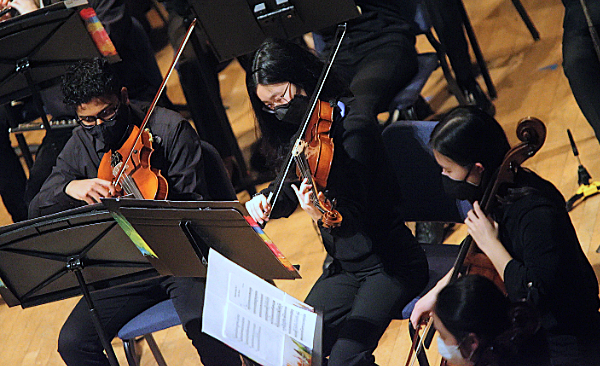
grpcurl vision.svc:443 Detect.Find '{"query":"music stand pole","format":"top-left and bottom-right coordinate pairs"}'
top-left (16, 59), bottom-right (53, 134)
top-left (68, 258), bottom-right (120, 366)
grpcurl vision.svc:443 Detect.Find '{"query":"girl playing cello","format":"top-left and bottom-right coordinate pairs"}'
top-left (410, 106), bottom-right (600, 365)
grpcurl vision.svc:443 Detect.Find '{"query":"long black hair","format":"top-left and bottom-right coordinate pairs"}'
top-left (435, 275), bottom-right (541, 366)
top-left (246, 38), bottom-right (348, 159)
top-left (430, 106), bottom-right (511, 176)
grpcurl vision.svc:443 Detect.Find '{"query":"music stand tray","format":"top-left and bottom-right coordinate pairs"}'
top-left (0, 1), bottom-right (115, 105)
top-left (188, 0), bottom-right (360, 62)
top-left (102, 198), bottom-right (301, 280)
top-left (0, 204), bottom-right (157, 309)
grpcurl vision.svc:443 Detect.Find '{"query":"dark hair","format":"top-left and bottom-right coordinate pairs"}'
top-left (435, 275), bottom-right (541, 366)
top-left (430, 106), bottom-right (510, 174)
top-left (246, 38), bottom-right (348, 154)
top-left (62, 58), bottom-right (121, 106)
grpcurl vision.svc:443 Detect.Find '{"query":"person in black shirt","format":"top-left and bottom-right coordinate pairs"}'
top-left (562, 0), bottom-right (600, 146)
top-left (245, 38), bottom-right (428, 366)
top-left (433, 275), bottom-right (548, 366)
top-left (313, 0), bottom-right (419, 119)
top-left (410, 106), bottom-right (600, 365)
top-left (29, 58), bottom-right (241, 366)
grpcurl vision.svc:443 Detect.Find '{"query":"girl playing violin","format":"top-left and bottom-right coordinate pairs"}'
top-left (245, 38), bottom-right (428, 366)
top-left (410, 106), bottom-right (600, 365)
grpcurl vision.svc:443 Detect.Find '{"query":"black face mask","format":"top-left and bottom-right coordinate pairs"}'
top-left (273, 94), bottom-right (310, 125)
top-left (441, 168), bottom-right (482, 202)
top-left (88, 104), bottom-right (131, 150)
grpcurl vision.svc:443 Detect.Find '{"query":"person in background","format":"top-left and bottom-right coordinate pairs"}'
top-left (433, 275), bottom-right (547, 366)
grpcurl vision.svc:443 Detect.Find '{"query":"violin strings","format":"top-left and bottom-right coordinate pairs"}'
top-left (295, 153), bottom-right (326, 214)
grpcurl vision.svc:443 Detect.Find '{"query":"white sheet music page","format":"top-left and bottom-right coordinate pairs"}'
top-left (203, 248), bottom-right (317, 366)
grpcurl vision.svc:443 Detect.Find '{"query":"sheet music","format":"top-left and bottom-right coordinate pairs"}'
top-left (203, 249), bottom-right (316, 366)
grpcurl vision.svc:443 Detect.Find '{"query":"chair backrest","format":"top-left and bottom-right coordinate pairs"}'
top-left (382, 120), bottom-right (470, 223)
top-left (200, 140), bottom-right (237, 201)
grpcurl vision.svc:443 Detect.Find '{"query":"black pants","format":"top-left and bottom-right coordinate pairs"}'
top-left (58, 276), bottom-right (241, 366)
top-left (332, 38), bottom-right (418, 118)
top-left (562, 1), bottom-right (600, 144)
top-left (425, 0), bottom-right (475, 89)
top-left (305, 262), bottom-right (427, 366)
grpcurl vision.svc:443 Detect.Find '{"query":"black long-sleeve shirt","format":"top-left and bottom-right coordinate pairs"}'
top-left (29, 103), bottom-right (214, 218)
top-left (261, 98), bottom-right (426, 274)
top-left (494, 169), bottom-right (600, 336)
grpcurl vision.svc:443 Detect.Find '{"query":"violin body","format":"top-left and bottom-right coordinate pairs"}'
top-left (297, 99), bottom-right (335, 190)
top-left (98, 124), bottom-right (168, 200)
top-left (292, 99), bottom-right (342, 228)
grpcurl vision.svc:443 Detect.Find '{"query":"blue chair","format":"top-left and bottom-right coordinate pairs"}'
top-left (388, 0), bottom-right (468, 123)
top-left (382, 120), bottom-right (471, 365)
top-left (118, 299), bottom-right (181, 366)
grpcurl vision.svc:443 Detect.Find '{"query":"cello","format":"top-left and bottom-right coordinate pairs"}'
top-left (405, 116), bottom-right (546, 366)
top-left (97, 20), bottom-right (198, 200)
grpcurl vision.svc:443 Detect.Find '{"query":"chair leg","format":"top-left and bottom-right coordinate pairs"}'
top-left (145, 334), bottom-right (169, 366)
top-left (426, 32), bottom-right (468, 106)
top-left (123, 339), bottom-right (140, 366)
top-left (510, 0), bottom-right (540, 41)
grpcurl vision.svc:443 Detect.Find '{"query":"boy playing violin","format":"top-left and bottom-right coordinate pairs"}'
top-left (29, 58), bottom-right (241, 366)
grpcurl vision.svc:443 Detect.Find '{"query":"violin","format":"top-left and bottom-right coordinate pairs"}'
top-left (96, 19), bottom-right (197, 200)
top-left (405, 116), bottom-right (546, 366)
top-left (265, 24), bottom-right (347, 228)
top-left (291, 99), bottom-right (341, 228)
top-left (97, 125), bottom-right (167, 199)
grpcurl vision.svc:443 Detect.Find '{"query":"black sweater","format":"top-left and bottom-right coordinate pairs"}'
top-left (494, 169), bottom-right (600, 336)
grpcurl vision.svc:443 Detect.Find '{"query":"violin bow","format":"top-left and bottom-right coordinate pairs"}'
top-left (113, 18), bottom-right (197, 188)
top-left (264, 23), bottom-right (347, 221)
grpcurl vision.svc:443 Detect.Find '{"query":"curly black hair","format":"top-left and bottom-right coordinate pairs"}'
top-left (62, 58), bottom-right (121, 106)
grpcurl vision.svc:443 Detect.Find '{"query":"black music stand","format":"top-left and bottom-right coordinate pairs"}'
top-left (0, 204), bottom-right (158, 366)
top-left (102, 198), bottom-right (301, 280)
top-left (0, 2), bottom-right (117, 166)
top-left (188, 0), bottom-right (359, 62)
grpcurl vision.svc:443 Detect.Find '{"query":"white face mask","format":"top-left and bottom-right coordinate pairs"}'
top-left (437, 336), bottom-right (473, 366)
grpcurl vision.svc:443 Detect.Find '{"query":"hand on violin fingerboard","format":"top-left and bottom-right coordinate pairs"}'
top-left (65, 178), bottom-right (116, 205)
top-left (292, 178), bottom-right (325, 223)
top-left (245, 194), bottom-right (272, 224)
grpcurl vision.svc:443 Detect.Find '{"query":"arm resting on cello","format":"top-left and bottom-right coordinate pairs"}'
top-left (410, 270), bottom-right (453, 327)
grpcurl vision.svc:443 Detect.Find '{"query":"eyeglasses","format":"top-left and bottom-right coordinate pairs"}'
top-left (262, 82), bottom-right (291, 113)
top-left (77, 101), bottom-right (121, 129)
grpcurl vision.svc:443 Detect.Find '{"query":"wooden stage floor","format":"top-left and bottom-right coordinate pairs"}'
top-left (1, 0), bottom-right (599, 365)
